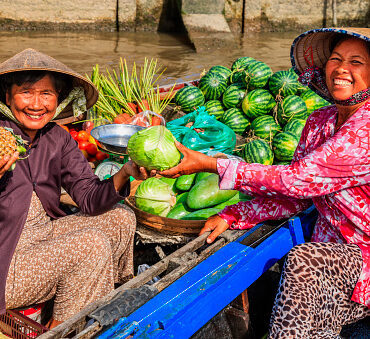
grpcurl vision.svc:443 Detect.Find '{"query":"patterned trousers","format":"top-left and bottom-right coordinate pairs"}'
top-left (269, 242), bottom-right (370, 338)
top-left (5, 193), bottom-right (136, 322)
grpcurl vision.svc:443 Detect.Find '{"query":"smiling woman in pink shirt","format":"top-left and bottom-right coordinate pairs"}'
top-left (160, 28), bottom-right (370, 337)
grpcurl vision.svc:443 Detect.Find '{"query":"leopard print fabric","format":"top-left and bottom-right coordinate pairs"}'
top-left (268, 242), bottom-right (370, 338)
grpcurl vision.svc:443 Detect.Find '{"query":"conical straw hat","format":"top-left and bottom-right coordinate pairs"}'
top-left (290, 27), bottom-right (370, 98)
top-left (0, 48), bottom-right (98, 121)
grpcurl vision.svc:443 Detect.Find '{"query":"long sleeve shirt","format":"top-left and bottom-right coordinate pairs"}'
top-left (217, 101), bottom-right (370, 308)
top-left (0, 117), bottom-right (130, 314)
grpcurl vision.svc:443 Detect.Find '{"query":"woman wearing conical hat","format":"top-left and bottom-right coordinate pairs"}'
top-left (0, 49), bottom-right (153, 329)
top-left (160, 28), bottom-right (370, 336)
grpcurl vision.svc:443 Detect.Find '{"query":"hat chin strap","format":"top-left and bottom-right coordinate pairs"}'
top-left (334, 88), bottom-right (370, 106)
top-left (0, 87), bottom-right (87, 124)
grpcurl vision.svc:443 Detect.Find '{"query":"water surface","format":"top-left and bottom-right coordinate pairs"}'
top-left (0, 31), bottom-right (300, 83)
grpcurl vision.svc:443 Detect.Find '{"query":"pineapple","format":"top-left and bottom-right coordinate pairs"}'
top-left (0, 127), bottom-right (27, 170)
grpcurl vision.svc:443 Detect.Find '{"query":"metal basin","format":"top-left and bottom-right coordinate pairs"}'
top-left (90, 124), bottom-right (145, 155)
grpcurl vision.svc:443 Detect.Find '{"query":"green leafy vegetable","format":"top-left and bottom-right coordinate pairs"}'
top-left (135, 177), bottom-right (176, 217)
top-left (127, 126), bottom-right (181, 171)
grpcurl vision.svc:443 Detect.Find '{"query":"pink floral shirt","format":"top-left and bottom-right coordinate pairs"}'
top-left (217, 101), bottom-right (370, 308)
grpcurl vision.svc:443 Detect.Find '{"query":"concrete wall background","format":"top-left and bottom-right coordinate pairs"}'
top-left (0, 0), bottom-right (368, 32)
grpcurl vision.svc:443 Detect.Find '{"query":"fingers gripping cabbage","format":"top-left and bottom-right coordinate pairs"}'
top-left (135, 177), bottom-right (176, 216)
top-left (127, 126), bottom-right (181, 171)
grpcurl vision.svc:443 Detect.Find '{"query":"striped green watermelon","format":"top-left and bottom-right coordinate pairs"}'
top-left (198, 72), bottom-right (228, 100)
top-left (229, 70), bottom-right (248, 84)
top-left (268, 70), bottom-right (301, 97)
top-left (300, 89), bottom-right (330, 115)
top-left (272, 132), bottom-right (299, 161)
top-left (231, 56), bottom-right (257, 70)
top-left (276, 95), bottom-right (307, 126)
top-left (222, 84), bottom-right (247, 109)
top-left (283, 119), bottom-right (306, 140)
top-left (204, 100), bottom-right (224, 120)
top-left (174, 86), bottom-right (205, 113)
top-left (208, 65), bottom-right (232, 81)
top-left (242, 61), bottom-right (273, 89)
top-left (288, 67), bottom-right (299, 79)
top-left (222, 108), bottom-right (251, 136)
top-left (251, 115), bottom-right (281, 141)
top-left (243, 139), bottom-right (274, 165)
top-left (241, 89), bottom-right (276, 120)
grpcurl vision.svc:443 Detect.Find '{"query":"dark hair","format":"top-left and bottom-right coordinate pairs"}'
top-left (0, 70), bottom-right (73, 105)
top-left (329, 34), bottom-right (370, 55)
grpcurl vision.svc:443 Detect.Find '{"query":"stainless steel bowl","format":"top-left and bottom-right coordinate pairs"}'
top-left (90, 124), bottom-right (145, 155)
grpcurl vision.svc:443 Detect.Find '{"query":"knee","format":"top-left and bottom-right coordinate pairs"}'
top-left (284, 243), bottom-right (314, 272)
top-left (111, 204), bottom-right (136, 231)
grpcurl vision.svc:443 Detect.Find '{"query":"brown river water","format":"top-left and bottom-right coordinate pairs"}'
top-left (0, 30), bottom-right (300, 84)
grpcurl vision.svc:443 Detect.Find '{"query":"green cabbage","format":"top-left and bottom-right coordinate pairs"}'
top-left (127, 126), bottom-right (181, 171)
top-left (135, 177), bottom-right (176, 216)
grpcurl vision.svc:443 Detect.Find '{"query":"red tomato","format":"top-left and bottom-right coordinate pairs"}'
top-left (80, 149), bottom-right (89, 159)
top-left (137, 99), bottom-right (150, 113)
top-left (96, 151), bottom-right (109, 161)
top-left (151, 116), bottom-right (162, 126)
top-left (85, 143), bottom-right (98, 156)
top-left (127, 102), bottom-right (138, 114)
top-left (88, 156), bottom-right (97, 163)
top-left (77, 130), bottom-right (90, 142)
top-left (78, 141), bottom-right (90, 150)
top-left (70, 130), bottom-right (78, 140)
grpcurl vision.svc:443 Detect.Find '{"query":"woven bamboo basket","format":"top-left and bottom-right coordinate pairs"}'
top-left (125, 196), bottom-right (206, 235)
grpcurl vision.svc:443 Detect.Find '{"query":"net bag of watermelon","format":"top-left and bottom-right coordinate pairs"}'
top-left (166, 106), bottom-right (236, 155)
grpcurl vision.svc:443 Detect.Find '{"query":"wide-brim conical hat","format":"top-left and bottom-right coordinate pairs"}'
top-left (0, 48), bottom-right (98, 121)
top-left (290, 27), bottom-right (370, 98)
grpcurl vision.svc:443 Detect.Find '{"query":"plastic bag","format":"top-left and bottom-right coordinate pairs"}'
top-left (131, 110), bottom-right (166, 127)
top-left (166, 106), bottom-right (236, 155)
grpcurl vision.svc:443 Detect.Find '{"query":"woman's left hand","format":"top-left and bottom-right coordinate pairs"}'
top-left (113, 161), bottom-right (156, 192)
top-left (122, 160), bottom-right (156, 181)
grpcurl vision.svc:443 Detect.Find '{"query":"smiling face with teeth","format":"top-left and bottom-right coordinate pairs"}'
top-left (6, 74), bottom-right (59, 141)
top-left (325, 37), bottom-right (370, 103)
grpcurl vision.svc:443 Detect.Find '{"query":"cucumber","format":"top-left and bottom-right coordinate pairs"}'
top-left (166, 202), bottom-right (193, 219)
top-left (176, 191), bottom-right (189, 204)
top-left (213, 191), bottom-right (252, 209)
top-left (187, 173), bottom-right (237, 209)
top-left (194, 172), bottom-right (213, 184)
top-left (175, 173), bottom-right (196, 191)
top-left (214, 200), bottom-right (239, 209)
top-left (182, 207), bottom-right (222, 220)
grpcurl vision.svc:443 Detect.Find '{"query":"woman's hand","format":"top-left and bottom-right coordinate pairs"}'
top-left (0, 152), bottom-right (19, 179)
top-left (113, 160), bottom-right (156, 192)
top-left (199, 214), bottom-right (229, 244)
top-left (159, 141), bottom-right (218, 178)
top-left (123, 160), bottom-right (156, 181)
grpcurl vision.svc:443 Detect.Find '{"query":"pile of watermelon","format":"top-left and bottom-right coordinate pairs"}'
top-left (174, 56), bottom-right (330, 165)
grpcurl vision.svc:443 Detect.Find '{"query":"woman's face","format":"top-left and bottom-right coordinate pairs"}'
top-left (325, 38), bottom-right (370, 102)
top-left (6, 74), bottom-right (59, 138)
